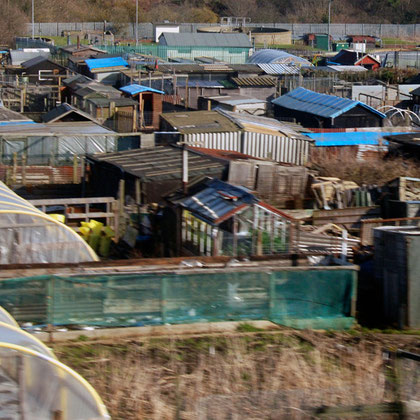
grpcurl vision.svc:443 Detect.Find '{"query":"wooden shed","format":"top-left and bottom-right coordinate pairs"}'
top-left (120, 84), bottom-right (164, 131)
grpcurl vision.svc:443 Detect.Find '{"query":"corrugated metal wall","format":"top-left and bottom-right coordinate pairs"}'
top-left (185, 132), bottom-right (241, 151)
top-left (242, 132), bottom-right (310, 165)
top-left (185, 132), bottom-right (310, 166)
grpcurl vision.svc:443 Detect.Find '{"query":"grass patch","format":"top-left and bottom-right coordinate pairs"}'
top-left (236, 322), bottom-right (265, 333)
top-left (382, 37), bottom-right (418, 46)
top-left (48, 35), bottom-right (91, 47)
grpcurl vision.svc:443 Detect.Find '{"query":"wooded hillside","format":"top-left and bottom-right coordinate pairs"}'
top-left (7, 0), bottom-right (420, 24)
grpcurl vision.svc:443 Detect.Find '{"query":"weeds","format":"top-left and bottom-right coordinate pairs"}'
top-left (54, 331), bottom-right (401, 419)
top-left (310, 151), bottom-right (420, 186)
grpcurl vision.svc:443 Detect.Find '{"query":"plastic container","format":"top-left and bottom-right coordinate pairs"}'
top-left (88, 234), bottom-right (101, 252)
top-left (89, 220), bottom-right (104, 235)
top-left (99, 236), bottom-right (112, 257)
top-left (49, 214), bottom-right (65, 223)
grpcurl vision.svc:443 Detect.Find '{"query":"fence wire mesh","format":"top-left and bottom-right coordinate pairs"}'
top-left (0, 269), bottom-right (356, 330)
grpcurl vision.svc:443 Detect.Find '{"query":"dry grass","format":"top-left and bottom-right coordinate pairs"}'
top-left (53, 331), bottom-right (411, 419)
top-left (310, 151), bottom-right (420, 186)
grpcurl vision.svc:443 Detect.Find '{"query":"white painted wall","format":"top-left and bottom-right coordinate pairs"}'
top-left (155, 25), bottom-right (180, 42)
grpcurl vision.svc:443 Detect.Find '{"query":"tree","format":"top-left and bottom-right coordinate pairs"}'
top-left (223, 0), bottom-right (257, 17)
top-left (0, 0), bottom-right (29, 46)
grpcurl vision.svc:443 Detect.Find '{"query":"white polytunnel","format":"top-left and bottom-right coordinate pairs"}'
top-left (0, 181), bottom-right (98, 264)
top-left (0, 343), bottom-right (110, 419)
top-left (0, 305), bottom-right (19, 327)
top-left (0, 321), bottom-right (56, 359)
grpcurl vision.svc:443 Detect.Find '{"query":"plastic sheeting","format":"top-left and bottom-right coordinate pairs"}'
top-left (0, 343), bottom-right (110, 419)
top-left (0, 306), bottom-right (19, 327)
top-left (1, 133), bottom-right (116, 165)
top-left (0, 321), bottom-right (55, 358)
top-left (0, 182), bottom-right (98, 264)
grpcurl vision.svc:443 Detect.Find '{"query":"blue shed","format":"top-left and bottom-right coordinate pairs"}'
top-left (272, 87), bottom-right (386, 129)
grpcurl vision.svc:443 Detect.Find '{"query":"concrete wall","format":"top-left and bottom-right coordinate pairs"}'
top-left (26, 22), bottom-right (420, 40)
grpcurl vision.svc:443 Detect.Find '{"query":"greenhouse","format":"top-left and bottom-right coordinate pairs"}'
top-left (0, 307), bottom-right (109, 419)
top-left (0, 181), bottom-right (98, 264)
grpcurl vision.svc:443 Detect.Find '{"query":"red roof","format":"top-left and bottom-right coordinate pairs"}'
top-left (348, 35), bottom-right (376, 43)
top-left (187, 147), bottom-right (262, 161)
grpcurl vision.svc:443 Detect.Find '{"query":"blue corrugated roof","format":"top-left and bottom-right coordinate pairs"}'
top-left (272, 87), bottom-right (386, 119)
top-left (120, 84), bottom-right (164, 95)
top-left (179, 179), bottom-right (256, 224)
top-left (305, 131), bottom-right (411, 146)
top-left (85, 57), bottom-right (128, 70)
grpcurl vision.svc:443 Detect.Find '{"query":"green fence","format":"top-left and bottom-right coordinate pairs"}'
top-left (97, 44), bottom-right (251, 64)
top-left (0, 268), bottom-right (357, 330)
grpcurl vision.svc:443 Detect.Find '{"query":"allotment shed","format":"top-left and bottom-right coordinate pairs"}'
top-left (272, 87), bottom-right (386, 129)
top-left (374, 226), bottom-right (420, 329)
top-left (120, 84), bottom-right (164, 131)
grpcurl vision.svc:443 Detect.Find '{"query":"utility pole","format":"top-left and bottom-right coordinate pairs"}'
top-left (328, 0), bottom-right (333, 52)
top-left (32, 0), bottom-right (35, 39)
top-left (135, 0), bottom-right (139, 46)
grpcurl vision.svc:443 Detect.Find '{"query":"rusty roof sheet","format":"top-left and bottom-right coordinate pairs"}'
top-left (231, 76), bottom-right (277, 87)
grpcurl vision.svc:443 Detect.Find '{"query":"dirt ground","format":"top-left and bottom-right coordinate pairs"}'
top-left (53, 327), bottom-right (420, 419)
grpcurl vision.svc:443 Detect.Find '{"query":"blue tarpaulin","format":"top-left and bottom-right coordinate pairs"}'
top-left (305, 131), bottom-right (411, 146)
top-left (120, 84), bottom-right (164, 95)
top-left (0, 121), bottom-right (37, 127)
top-left (85, 57), bottom-right (128, 70)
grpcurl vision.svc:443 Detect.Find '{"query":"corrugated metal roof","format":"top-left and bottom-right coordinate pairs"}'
top-left (304, 131), bottom-right (412, 146)
top-left (0, 106), bottom-right (33, 123)
top-left (272, 87), bottom-right (387, 119)
top-left (157, 63), bottom-right (232, 74)
top-left (248, 49), bottom-right (312, 66)
top-left (327, 65), bottom-right (368, 72)
top-left (176, 80), bottom-right (225, 88)
top-left (0, 121), bottom-right (37, 127)
top-left (42, 103), bottom-right (102, 124)
top-left (21, 55), bottom-right (49, 68)
top-left (160, 33), bottom-right (252, 48)
top-left (0, 122), bottom-right (115, 136)
top-left (90, 146), bottom-right (227, 182)
top-left (257, 63), bottom-right (300, 75)
top-left (120, 84), bottom-right (164, 95)
top-left (87, 97), bottom-right (137, 108)
top-left (231, 76), bottom-right (277, 87)
top-left (208, 95), bottom-right (266, 106)
top-left (179, 178), bottom-right (255, 224)
top-left (85, 57), bottom-right (128, 70)
top-left (218, 109), bottom-right (309, 138)
top-left (10, 51), bottom-right (49, 66)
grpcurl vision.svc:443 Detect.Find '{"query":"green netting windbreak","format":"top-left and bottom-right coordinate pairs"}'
top-left (97, 45), bottom-right (250, 64)
top-left (0, 268), bottom-right (357, 330)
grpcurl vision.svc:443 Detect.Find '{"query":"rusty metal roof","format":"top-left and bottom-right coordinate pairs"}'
top-left (231, 76), bottom-right (277, 87)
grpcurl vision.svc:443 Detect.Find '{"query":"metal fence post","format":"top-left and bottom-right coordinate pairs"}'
top-left (161, 276), bottom-right (168, 324)
top-left (46, 276), bottom-right (55, 342)
top-left (268, 272), bottom-right (275, 322)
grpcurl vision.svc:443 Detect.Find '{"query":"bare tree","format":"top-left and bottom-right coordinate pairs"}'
top-left (0, 0), bottom-right (28, 46)
top-left (223, 0), bottom-right (257, 17)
